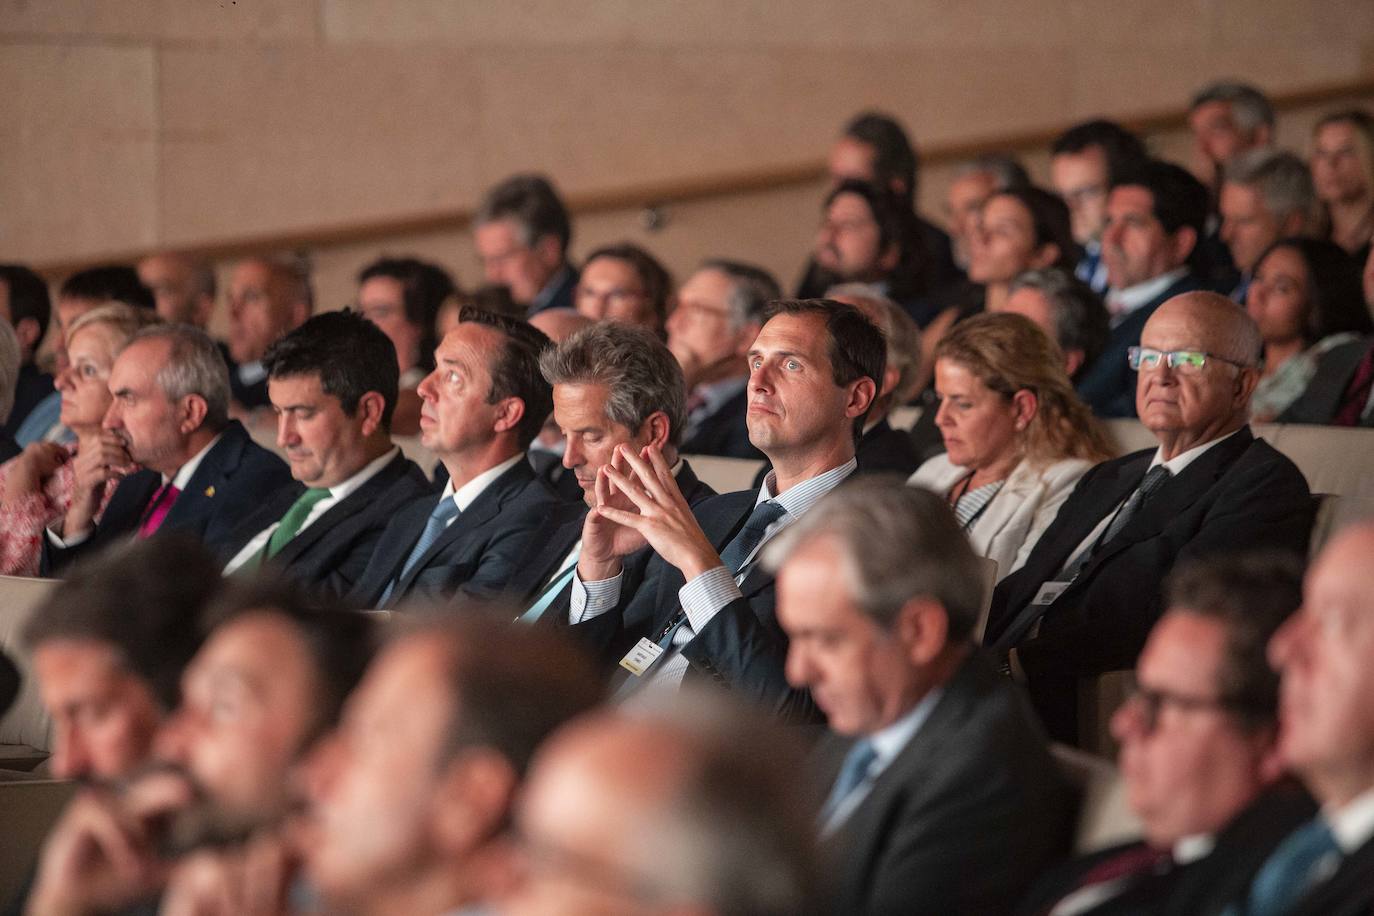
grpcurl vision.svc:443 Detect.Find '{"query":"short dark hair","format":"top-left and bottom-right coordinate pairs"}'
top-left (264, 310), bottom-right (401, 431)
top-left (198, 576), bottom-right (376, 747)
top-left (475, 174), bottom-right (572, 256)
top-left (1051, 119), bottom-right (1148, 184)
top-left (990, 186), bottom-right (1083, 271)
top-left (1111, 158), bottom-right (1210, 269)
top-left (22, 534), bottom-right (221, 710)
top-left (59, 265), bottom-right (155, 311)
top-left (0, 264), bottom-right (52, 344)
top-left (1163, 552), bottom-right (1303, 732)
top-left (459, 306), bottom-right (554, 448)
top-left (842, 111), bottom-right (919, 203)
top-left (824, 179), bottom-right (930, 300)
top-left (1255, 237), bottom-right (1374, 344)
top-left (357, 257), bottom-right (457, 373)
top-left (581, 243), bottom-right (674, 331)
top-left (760, 298), bottom-right (886, 440)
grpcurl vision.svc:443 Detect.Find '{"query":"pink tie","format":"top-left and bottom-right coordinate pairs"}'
top-left (138, 483), bottom-right (181, 538)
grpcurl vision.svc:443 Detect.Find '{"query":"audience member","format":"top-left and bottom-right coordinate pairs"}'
top-left (809, 180), bottom-right (929, 321)
top-left (1311, 109), bottom-right (1374, 259)
top-left (43, 324), bottom-right (292, 573)
top-left (225, 256), bottom-right (313, 410)
top-left (0, 305), bottom-right (160, 576)
top-left (988, 292), bottom-right (1314, 742)
top-left (573, 242), bottom-right (672, 336)
top-left (136, 251), bottom-right (217, 328)
top-left (436, 283), bottom-right (524, 336)
top-left (473, 173), bottom-right (577, 317)
top-left (944, 153), bottom-right (1031, 272)
top-left (504, 694), bottom-right (819, 916)
top-left (526, 305), bottom-right (592, 343)
top-left (219, 311), bottom-right (431, 598)
top-left (356, 256), bottom-right (456, 388)
top-left (967, 186), bottom-right (1081, 313)
top-left (1076, 158), bottom-right (1211, 417)
top-left (1247, 238), bottom-right (1373, 422)
top-left (1219, 149), bottom-right (1317, 301)
top-left (911, 312), bottom-right (1114, 582)
top-left (827, 282), bottom-right (924, 474)
top-left (0, 264), bottom-right (54, 440)
top-left (768, 479), bottom-right (1072, 914)
top-left (1050, 120), bottom-right (1150, 293)
top-left (1019, 553), bottom-right (1311, 916)
top-left (567, 299), bottom-right (882, 721)
top-left (1187, 81), bottom-right (1275, 194)
top-left (1002, 268), bottom-right (1111, 381)
top-left (350, 308), bottom-right (558, 607)
top-left (0, 321), bottom-right (19, 463)
top-left (15, 265), bottom-right (156, 448)
top-left (524, 307), bottom-right (595, 497)
top-left (22, 535), bottom-right (219, 782)
top-left (670, 260), bottom-right (777, 459)
top-left (1222, 521), bottom-right (1374, 915)
top-left (507, 322), bottom-right (713, 625)
top-left (297, 615), bottom-right (602, 916)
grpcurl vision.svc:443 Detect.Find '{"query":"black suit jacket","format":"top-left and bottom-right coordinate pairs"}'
top-left (42, 421), bottom-right (292, 574)
top-left (1076, 275), bottom-right (1204, 418)
top-left (219, 451), bottom-right (431, 600)
top-left (349, 458), bottom-right (558, 608)
top-left (681, 388), bottom-right (763, 460)
top-left (856, 418), bottom-right (921, 476)
top-left (987, 428), bottom-right (1313, 742)
top-left (524, 265), bottom-right (578, 318)
top-left (1, 363), bottom-right (53, 440)
top-left (821, 652), bottom-right (1073, 915)
top-left (1287, 833), bottom-right (1374, 916)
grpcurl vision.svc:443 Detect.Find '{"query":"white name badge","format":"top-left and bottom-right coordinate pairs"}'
top-left (1032, 581), bottom-right (1071, 607)
top-left (619, 638), bottom-right (665, 677)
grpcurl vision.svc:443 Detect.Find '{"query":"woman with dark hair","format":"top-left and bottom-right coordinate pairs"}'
top-left (1246, 237), bottom-right (1373, 422)
top-left (967, 187), bottom-right (1081, 314)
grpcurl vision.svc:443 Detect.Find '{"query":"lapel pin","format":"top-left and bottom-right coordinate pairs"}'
top-left (205, 485), bottom-right (216, 498)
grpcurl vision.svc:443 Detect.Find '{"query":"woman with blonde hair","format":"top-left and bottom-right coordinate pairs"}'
top-left (909, 312), bottom-right (1114, 580)
top-left (0, 303), bottom-right (162, 575)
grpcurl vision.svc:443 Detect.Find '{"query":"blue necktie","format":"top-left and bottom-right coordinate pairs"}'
top-left (379, 497), bottom-right (460, 605)
top-left (1231, 817), bottom-right (1340, 916)
top-left (718, 499), bottom-right (788, 575)
top-left (819, 739), bottom-right (878, 831)
top-left (518, 562), bottom-right (578, 624)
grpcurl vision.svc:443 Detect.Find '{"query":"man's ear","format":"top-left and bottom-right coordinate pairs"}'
top-left (845, 376), bottom-right (878, 420)
top-left (432, 751), bottom-right (518, 857)
top-left (1169, 226), bottom-right (1199, 268)
top-left (895, 598), bottom-right (950, 668)
top-left (877, 241), bottom-right (901, 274)
top-left (640, 410), bottom-right (671, 452)
top-left (1234, 365), bottom-right (1261, 408)
top-left (178, 394), bottom-right (209, 434)
top-left (357, 390), bottom-right (387, 437)
top-left (492, 395), bottom-right (527, 436)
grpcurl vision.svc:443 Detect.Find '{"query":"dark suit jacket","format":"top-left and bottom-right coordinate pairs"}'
top-left (986, 428), bottom-right (1313, 742)
top-left (228, 353), bottom-right (271, 410)
top-left (42, 421), bottom-right (292, 575)
top-left (681, 388), bottom-right (762, 459)
top-left (0, 434), bottom-right (18, 464)
top-left (1287, 833), bottom-right (1374, 916)
top-left (821, 651), bottom-right (1073, 915)
top-left (1, 363), bottom-right (53, 440)
top-left (524, 264), bottom-right (578, 318)
top-left (1076, 275), bottom-right (1204, 418)
top-left (219, 451), bottom-right (431, 600)
top-left (349, 458), bottom-right (558, 608)
top-left (857, 418), bottom-right (921, 476)
top-left (1278, 336), bottom-right (1373, 425)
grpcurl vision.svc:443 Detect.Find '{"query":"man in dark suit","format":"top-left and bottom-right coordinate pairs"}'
top-left (1019, 554), bottom-right (1311, 916)
top-left (988, 292), bottom-right (1314, 743)
top-left (473, 174), bottom-right (578, 319)
top-left (1076, 159), bottom-right (1211, 418)
top-left (350, 308), bottom-right (559, 608)
top-left (43, 325), bottom-right (292, 573)
top-left (1224, 521), bottom-right (1374, 916)
top-left (219, 311), bottom-right (430, 599)
top-left (507, 322), bottom-right (714, 625)
top-left (768, 479), bottom-right (1072, 914)
top-left (566, 298), bottom-right (883, 722)
top-left (669, 260), bottom-right (777, 460)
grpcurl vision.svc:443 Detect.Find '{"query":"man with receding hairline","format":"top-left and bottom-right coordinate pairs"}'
top-left (226, 257), bottom-right (313, 410)
top-left (988, 291), bottom-right (1313, 742)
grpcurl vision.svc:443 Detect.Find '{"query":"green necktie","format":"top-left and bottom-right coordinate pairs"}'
top-left (258, 488), bottom-right (331, 563)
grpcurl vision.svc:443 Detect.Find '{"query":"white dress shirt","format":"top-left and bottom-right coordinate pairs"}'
top-left (1105, 267), bottom-right (1188, 327)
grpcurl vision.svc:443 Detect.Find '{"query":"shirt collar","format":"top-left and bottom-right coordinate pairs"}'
top-left (1108, 267), bottom-right (1189, 322)
top-left (168, 432), bottom-right (224, 490)
top-left (327, 447), bottom-right (399, 501)
top-left (758, 457), bottom-right (858, 518)
top-left (1148, 427), bottom-right (1243, 476)
top-left (867, 685), bottom-right (946, 767)
top-left (440, 453), bottom-right (523, 512)
top-left (1172, 833), bottom-right (1216, 865)
top-left (1326, 785), bottom-right (1374, 854)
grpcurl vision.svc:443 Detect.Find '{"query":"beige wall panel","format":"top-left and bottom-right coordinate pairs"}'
top-left (0, 44), bottom-right (158, 261)
top-left (0, 0), bottom-right (317, 42)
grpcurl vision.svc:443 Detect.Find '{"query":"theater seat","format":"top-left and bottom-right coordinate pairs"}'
top-left (0, 774), bottom-right (77, 904)
top-left (1052, 743), bottom-right (1141, 854)
top-left (1311, 494), bottom-right (1374, 555)
top-left (0, 576), bottom-right (60, 770)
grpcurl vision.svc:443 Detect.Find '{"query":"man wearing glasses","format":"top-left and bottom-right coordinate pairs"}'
top-left (987, 291), bottom-right (1313, 743)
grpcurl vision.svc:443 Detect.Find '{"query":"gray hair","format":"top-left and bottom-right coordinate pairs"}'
top-left (1191, 81), bottom-right (1276, 135)
top-left (696, 259), bottom-right (782, 330)
top-left (764, 478), bottom-right (984, 640)
top-left (952, 153), bottom-right (1030, 191)
top-left (539, 322), bottom-right (687, 447)
top-left (0, 320), bottom-right (19, 424)
top-left (125, 324), bottom-right (231, 430)
top-left (1006, 268), bottom-right (1110, 366)
top-left (1224, 149), bottom-right (1316, 228)
top-left (826, 282), bottom-right (923, 405)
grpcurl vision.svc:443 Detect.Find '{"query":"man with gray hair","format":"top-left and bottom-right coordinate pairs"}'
top-left (1002, 268), bottom-right (1111, 380)
top-left (43, 324), bottom-right (291, 572)
top-left (768, 479), bottom-right (1072, 914)
top-left (945, 153), bottom-right (1031, 270)
top-left (507, 321), bottom-right (714, 624)
top-left (473, 173), bottom-right (578, 318)
top-left (1188, 81), bottom-right (1275, 193)
top-left (669, 259), bottom-right (779, 459)
top-left (1220, 149), bottom-right (1317, 301)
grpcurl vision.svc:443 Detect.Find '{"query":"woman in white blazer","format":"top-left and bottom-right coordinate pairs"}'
top-left (909, 313), bottom-right (1115, 581)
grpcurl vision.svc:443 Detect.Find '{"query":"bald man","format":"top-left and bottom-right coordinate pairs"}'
top-left (987, 291), bottom-right (1314, 743)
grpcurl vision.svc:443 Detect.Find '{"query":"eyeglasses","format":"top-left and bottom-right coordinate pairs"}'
top-left (1121, 680), bottom-right (1260, 734)
top-left (1127, 347), bottom-right (1251, 374)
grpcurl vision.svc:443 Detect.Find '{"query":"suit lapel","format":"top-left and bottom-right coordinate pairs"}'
top-left (104, 471), bottom-right (162, 535)
top-left (272, 454), bottom-right (409, 565)
top-left (160, 424), bottom-right (249, 533)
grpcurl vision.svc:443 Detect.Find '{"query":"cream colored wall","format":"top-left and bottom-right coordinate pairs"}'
top-left (3, 0), bottom-right (1373, 323)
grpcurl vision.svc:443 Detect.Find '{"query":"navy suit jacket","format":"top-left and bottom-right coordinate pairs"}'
top-left (42, 421), bottom-right (292, 575)
top-left (820, 652), bottom-right (1073, 915)
top-left (349, 458), bottom-right (558, 609)
top-left (1076, 274), bottom-right (1204, 418)
top-left (524, 265), bottom-right (578, 318)
top-left (681, 388), bottom-right (762, 460)
top-left (856, 418), bottom-right (921, 476)
top-left (219, 451), bottom-right (432, 600)
top-left (987, 428), bottom-right (1313, 742)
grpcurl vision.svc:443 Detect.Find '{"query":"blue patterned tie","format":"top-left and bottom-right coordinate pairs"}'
top-left (819, 739), bottom-right (878, 831)
top-left (1229, 817), bottom-right (1340, 916)
top-left (379, 497), bottom-right (460, 604)
top-left (718, 499), bottom-right (788, 575)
